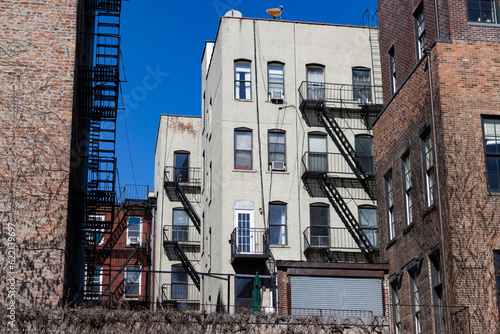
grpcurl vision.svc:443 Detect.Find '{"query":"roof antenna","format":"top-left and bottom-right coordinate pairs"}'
top-left (266, 5), bottom-right (283, 20)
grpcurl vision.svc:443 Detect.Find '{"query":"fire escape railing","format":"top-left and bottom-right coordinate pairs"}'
top-left (298, 81), bottom-right (383, 108)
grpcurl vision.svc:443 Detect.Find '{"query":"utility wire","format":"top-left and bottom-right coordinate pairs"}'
top-left (119, 50), bottom-right (136, 185)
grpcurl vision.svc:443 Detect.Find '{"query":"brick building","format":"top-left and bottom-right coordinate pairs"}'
top-left (374, 0), bottom-right (500, 332)
top-left (0, 0), bottom-right (135, 307)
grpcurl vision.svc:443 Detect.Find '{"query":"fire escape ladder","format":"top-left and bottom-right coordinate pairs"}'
top-left (100, 247), bottom-right (138, 299)
top-left (175, 183), bottom-right (201, 233)
top-left (94, 206), bottom-right (128, 264)
top-left (174, 242), bottom-right (200, 290)
top-left (318, 105), bottom-right (376, 200)
top-left (319, 175), bottom-right (375, 263)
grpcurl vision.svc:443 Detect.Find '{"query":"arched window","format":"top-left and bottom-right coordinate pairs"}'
top-left (234, 60), bottom-right (252, 100)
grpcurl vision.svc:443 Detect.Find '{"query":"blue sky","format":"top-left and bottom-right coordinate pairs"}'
top-left (117, 0), bottom-right (378, 191)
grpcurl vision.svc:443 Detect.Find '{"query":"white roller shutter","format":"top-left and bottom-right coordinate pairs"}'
top-left (290, 276), bottom-right (383, 316)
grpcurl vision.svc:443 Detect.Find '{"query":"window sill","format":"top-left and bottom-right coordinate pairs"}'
top-left (270, 244), bottom-right (289, 248)
top-left (234, 98), bottom-right (253, 102)
top-left (468, 21), bottom-right (500, 27)
top-left (233, 169), bottom-right (257, 173)
top-left (422, 203), bottom-right (436, 217)
top-left (487, 191), bottom-right (500, 196)
top-left (386, 238), bottom-right (396, 250)
top-left (403, 222), bottom-right (415, 235)
top-left (266, 171), bottom-right (289, 175)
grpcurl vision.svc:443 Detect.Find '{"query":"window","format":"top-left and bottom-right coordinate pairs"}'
top-left (430, 252), bottom-right (445, 334)
top-left (268, 63), bottom-right (284, 101)
top-left (234, 209), bottom-right (254, 253)
top-left (124, 266), bottom-right (141, 299)
top-left (410, 269), bottom-right (422, 334)
top-left (308, 133), bottom-right (328, 172)
top-left (494, 251), bottom-right (500, 317)
top-left (269, 203), bottom-right (287, 245)
top-left (306, 65), bottom-right (325, 101)
top-left (234, 129), bottom-right (252, 170)
top-left (87, 215), bottom-right (105, 246)
top-left (171, 265), bottom-right (188, 300)
top-left (385, 171), bottom-right (395, 240)
top-left (391, 281), bottom-right (402, 334)
top-left (355, 135), bottom-right (374, 175)
top-left (402, 152), bottom-right (413, 226)
top-left (126, 217), bottom-right (141, 245)
top-left (309, 204), bottom-right (329, 247)
top-left (352, 67), bottom-right (371, 103)
top-left (174, 151), bottom-right (189, 182)
top-left (414, 6), bottom-right (426, 60)
top-left (234, 61), bottom-right (251, 99)
top-left (173, 209), bottom-right (189, 242)
top-left (235, 276), bottom-right (253, 311)
top-left (422, 131), bottom-right (435, 207)
top-left (467, 0), bottom-right (500, 23)
top-left (389, 47), bottom-right (397, 94)
top-left (358, 206), bottom-right (378, 248)
top-left (268, 131), bottom-right (286, 170)
top-left (84, 264), bottom-right (102, 298)
top-left (482, 117), bottom-right (500, 192)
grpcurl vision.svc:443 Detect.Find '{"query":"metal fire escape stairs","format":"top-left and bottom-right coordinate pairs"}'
top-left (300, 96), bottom-right (378, 264)
top-left (81, 0), bottom-right (122, 300)
top-left (163, 171), bottom-right (201, 290)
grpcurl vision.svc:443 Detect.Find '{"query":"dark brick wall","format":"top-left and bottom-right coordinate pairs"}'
top-left (0, 0), bottom-right (78, 307)
top-left (374, 16), bottom-right (500, 334)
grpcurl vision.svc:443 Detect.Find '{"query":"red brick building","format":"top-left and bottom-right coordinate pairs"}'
top-left (375, 0), bottom-right (500, 332)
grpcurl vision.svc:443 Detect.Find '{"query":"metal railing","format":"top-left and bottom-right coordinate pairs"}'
top-left (301, 151), bottom-right (374, 177)
top-left (163, 225), bottom-right (201, 244)
top-left (230, 228), bottom-right (270, 258)
top-left (299, 81), bottom-right (383, 107)
top-left (115, 184), bottom-right (150, 203)
top-left (303, 226), bottom-right (378, 250)
top-left (161, 283), bottom-right (201, 304)
top-left (164, 166), bottom-right (201, 186)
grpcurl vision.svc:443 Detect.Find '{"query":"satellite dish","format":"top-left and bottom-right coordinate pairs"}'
top-left (266, 6), bottom-right (283, 19)
top-left (224, 9), bottom-right (242, 17)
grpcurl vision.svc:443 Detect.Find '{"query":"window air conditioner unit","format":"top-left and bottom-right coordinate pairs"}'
top-left (271, 161), bottom-right (286, 171)
top-left (270, 91), bottom-right (284, 104)
top-left (128, 236), bottom-right (140, 245)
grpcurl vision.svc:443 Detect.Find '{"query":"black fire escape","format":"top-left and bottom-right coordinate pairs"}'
top-left (79, 0), bottom-right (121, 302)
top-left (163, 166), bottom-right (202, 305)
top-left (299, 80), bottom-right (383, 264)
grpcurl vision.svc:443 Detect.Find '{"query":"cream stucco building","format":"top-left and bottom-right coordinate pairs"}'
top-left (154, 15), bottom-right (389, 320)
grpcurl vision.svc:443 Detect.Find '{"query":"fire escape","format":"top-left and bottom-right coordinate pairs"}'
top-left (162, 166), bottom-right (202, 306)
top-left (299, 79), bottom-right (383, 264)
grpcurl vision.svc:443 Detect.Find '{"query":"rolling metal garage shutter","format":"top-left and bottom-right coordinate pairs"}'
top-left (289, 276), bottom-right (383, 316)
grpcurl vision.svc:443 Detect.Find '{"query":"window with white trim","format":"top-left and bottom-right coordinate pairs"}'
top-left (269, 202), bottom-right (287, 245)
top-left (268, 63), bottom-right (284, 101)
top-left (84, 264), bottom-right (102, 298)
top-left (268, 131), bottom-right (286, 171)
top-left (385, 171), bottom-right (395, 240)
top-left (410, 269), bottom-right (422, 334)
top-left (234, 129), bottom-right (252, 170)
top-left (87, 215), bottom-right (105, 246)
top-left (126, 217), bottom-right (142, 245)
top-left (309, 204), bottom-right (330, 247)
top-left (235, 61), bottom-right (251, 99)
top-left (467, 0), bottom-right (500, 23)
top-left (389, 47), bottom-right (397, 95)
top-left (391, 280), bottom-right (402, 334)
top-left (414, 6), bottom-right (426, 60)
top-left (430, 252), bottom-right (445, 334)
top-left (482, 117), bottom-right (500, 192)
top-left (352, 67), bottom-right (371, 103)
top-left (422, 131), bottom-right (435, 207)
top-left (124, 265), bottom-right (141, 299)
top-left (358, 205), bottom-right (378, 248)
top-left (402, 152), bottom-right (413, 226)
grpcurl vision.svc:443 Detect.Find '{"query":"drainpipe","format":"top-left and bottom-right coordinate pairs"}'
top-left (426, 48), bottom-right (449, 326)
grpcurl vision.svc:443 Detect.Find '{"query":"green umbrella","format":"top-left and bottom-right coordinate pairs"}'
top-left (252, 273), bottom-right (262, 312)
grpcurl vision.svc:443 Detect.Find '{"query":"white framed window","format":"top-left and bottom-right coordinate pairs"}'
top-left (234, 129), bottom-right (252, 170)
top-left (269, 202), bottom-right (287, 245)
top-left (467, 0), bottom-right (500, 23)
top-left (355, 135), bottom-right (374, 175)
top-left (234, 61), bottom-right (251, 99)
top-left (268, 62), bottom-right (284, 101)
top-left (401, 152), bottom-right (413, 226)
top-left (309, 204), bottom-right (330, 247)
top-left (410, 269), bottom-right (422, 334)
top-left (385, 171), bottom-right (395, 240)
top-left (414, 6), bottom-right (426, 60)
top-left (358, 205), bottom-right (378, 248)
top-left (352, 67), bottom-right (371, 103)
top-left (389, 47), bottom-right (397, 95)
top-left (234, 209), bottom-right (255, 253)
top-left (268, 131), bottom-right (286, 171)
top-left (84, 264), bottom-right (102, 298)
top-left (171, 265), bottom-right (188, 300)
top-left (391, 281), bottom-right (401, 334)
top-left (126, 217), bottom-right (142, 245)
top-left (430, 252), bottom-right (445, 334)
top-left (172, 208), bottom-right (189, 242)
top-left (482, 117), bottom-right (500, 192)
top-left (306, 65), bottom-right (325, 101)
top-left (422, 131), bottom-right (435, 207)
top-left (87, 215), bottom-right (105, 245)
top-left (308, 133), bottom-right (328, 172)
top-left (124, 265), bottom-right (141, 299)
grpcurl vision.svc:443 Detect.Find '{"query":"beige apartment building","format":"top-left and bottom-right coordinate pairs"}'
top-left (154, 15), bottom-right (390, 321)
